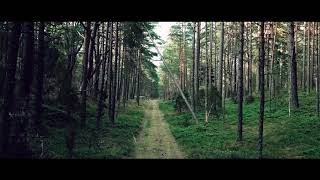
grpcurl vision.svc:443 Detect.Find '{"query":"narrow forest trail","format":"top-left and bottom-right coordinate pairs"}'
top-left (134, 100), bottom-right (185, 159)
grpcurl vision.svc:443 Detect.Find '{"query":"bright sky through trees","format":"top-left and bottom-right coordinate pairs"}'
top-left (152, 22), bottom-right (174, 67)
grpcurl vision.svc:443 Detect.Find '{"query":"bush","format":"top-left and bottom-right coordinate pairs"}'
top-left (230, 92), bottom-right (238, 104)
top-left (208, 86), bottom-right (221, 113)
top-left (245, 95), bottom-right (254, 104)
top-left (174, 90), bottom-right (190, 113)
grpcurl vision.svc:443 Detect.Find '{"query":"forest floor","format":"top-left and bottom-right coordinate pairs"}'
top-left (134, 100), bottom-right (185, 159)
top-left (159, 91), bottom-right (320, 159)
top-left (34, 100), bottom-right (144, 158)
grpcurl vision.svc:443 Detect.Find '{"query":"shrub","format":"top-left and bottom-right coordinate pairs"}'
top-left (245, 95), bottom-right (254, 104)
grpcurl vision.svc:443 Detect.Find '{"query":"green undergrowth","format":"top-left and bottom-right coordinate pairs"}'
top-left (159, 91), bottom-right (320, 159)
top-left (33, 100), bottom-right (144, 159)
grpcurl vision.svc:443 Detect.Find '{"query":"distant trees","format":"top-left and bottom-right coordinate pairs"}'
top-left (159, 21), bottom-right (320, 158)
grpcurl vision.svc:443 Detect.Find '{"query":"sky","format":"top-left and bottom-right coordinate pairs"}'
top-left (151, 22), bottom-right (175, 67)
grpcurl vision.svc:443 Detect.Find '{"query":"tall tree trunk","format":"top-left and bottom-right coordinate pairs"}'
top-left (237, 22), bottom-right (244, 142)
top-left (0, 24), bottom-right (8, 98)
top-left (219, 22), bottom-right (225, 108)
top-left (110, 22), bottom-right (119, 124)
top-left (88, 22), bottom-right (99, 87)
top-left (288, 22), bottom-right (299, 108)
top-left (122, 48), bottom-right (129, 108)
top-left (246, 22), bottom-right (250, 96)
top-left (209, 22), bottom-right (213, 90)
top-left (233, 25), bottom-right (238, 96)
top-left (80, 22), bottom-right (91, 129)
top-left (0, 22), bottom-right (21, 156)
top-left (19, 22), bottom-right (34, 103)
top-left (192, 22), bottom-right (196, 112)
top-left (248, 22), bottom-right (253, 97)
top-left (270, 23), bottom-right (277, 99)
top-left (14, 22), bottom-right (34, 157)
top-left (302, 22), bottom-right (307, 91)
top-left (107, 22), bottom-right (114, 124)
top-left (179, 22), bottom-right (185, 91)
top-left (265, 25), bottom-right (270, 92)
top-left (214, 22), bottom-right (218, 89)
top-left (94, 24), bottom-right (101, 99)
top-left (118, 39), bottom-right (125, 105)
top-left (115, 26), bottom-right (122, 118)
top-left (183, 22), bottom-right (188, 93)
top-left (195, 22), bottom-right (201, 109)
top-left (258, 22), bottom-right (265, 159)
top-left (314, 22), bottom-right (317, 90)
top-left (34, 22), bottom-right (45, 135)
top-left (227, 28), bottom-right (232, 97)
top-left (136, 50), bottom-right (141, 106)
top-left (205, 22), bottom-right (209, 123)
top-left (307, 22), bottom-right (311, 94)
top-left (96, 22), bottom-right (107, 129)
top-left (317, 22), bottom-right (320, 117)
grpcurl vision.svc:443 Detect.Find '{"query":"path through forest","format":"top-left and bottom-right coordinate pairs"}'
top-left (134, 100), bottom-right (185, 159)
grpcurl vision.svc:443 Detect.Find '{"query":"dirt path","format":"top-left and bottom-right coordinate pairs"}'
top-left (134, 100), bottom-right (185, 159)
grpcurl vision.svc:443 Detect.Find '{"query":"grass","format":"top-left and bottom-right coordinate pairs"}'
top-left (32, 100), bottom-right (144, 159)
top-left (159, 90), bottom-right (320, 159)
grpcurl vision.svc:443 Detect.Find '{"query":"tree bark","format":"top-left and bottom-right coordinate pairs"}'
top-left (195, 22), bottom-right (201, 109)
top-left (34, 22), bottom-right (45, 135)
top-left (80, 22), bottom-right (91, 129)
top-left (209, 22), bottom-right (213, 90)
top-left (233, 25), bottom-right (238, 96)
top-left (13, 22), bottom-right (34, 157)
top-left (219, 22), bottom-right (225, 108)
top-left (270, 23), bottom-right (277, 99)
top-left (307, 22), bottom-right (311, 94)
top-left (214, 22), bottom-right (218, 89)
top-left (258, 22), bottom-right (265, 159)
top-left (110, 22), bottom-right (119, 124)
top-left (192, 22), bottom-right (196, 112)
top-left (19, 22), bottom-right (34, 102)
top-left (88, 22), bottom-right (100, 85)
top-left (136, 50), bottom-right (141, 106)
top-left (205, 22), bottom-right (209, 123)
top-left (317, 22), bottom-right (320, 117)
top-left (249, 22), bottom-right (253, 97)
top-left (288, 22), bottom-right (299, 108)
top-left (302, 22), bottom-right (306, 91)
top-left (94, 24), bottom-right (101, 99)
top-left (96, 22), bottom-right (107, 129)
top-left (0, 22), bottom-right (21, 156)
top-left (237, 22), bottom-right (244, 142)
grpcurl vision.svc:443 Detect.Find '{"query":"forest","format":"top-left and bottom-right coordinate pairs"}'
top-left (0, 21), bottom-right (320, 159)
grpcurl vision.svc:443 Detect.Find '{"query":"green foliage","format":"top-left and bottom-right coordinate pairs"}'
top-left (230, 92), bottom-right (238, 104)
top-left (208, 86), bottom-right (221, 113)
top-left (245, 95), bottom-right (255, 104)
top-left (173, 90), bottom-right (190, 113)
top-left (159, 92), bottom-right (320, 159)
top-left (122, 22), bottom-right (160, 98)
